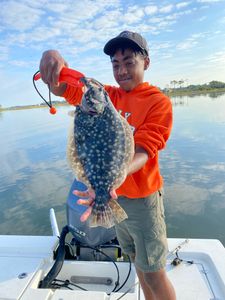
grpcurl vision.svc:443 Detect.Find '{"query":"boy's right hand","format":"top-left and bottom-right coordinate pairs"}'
top-left (39, 50), bottom-right (68, 87)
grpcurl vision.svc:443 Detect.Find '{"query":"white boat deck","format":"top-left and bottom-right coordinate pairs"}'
top-left (0, 235), bottom-right (225, 299)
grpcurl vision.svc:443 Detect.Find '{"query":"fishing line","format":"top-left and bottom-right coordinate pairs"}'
top-left (32, 70), bottom-right (57, 114)
top-left (33, 71), bottom-right (51, 108)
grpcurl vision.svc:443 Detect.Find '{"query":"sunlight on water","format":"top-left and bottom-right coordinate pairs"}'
top-left (0, 95), bottom-right (225, 244)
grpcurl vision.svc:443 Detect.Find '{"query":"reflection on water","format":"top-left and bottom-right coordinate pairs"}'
top-left (0, 95), bottom-right (225, 244)
top-left (160, 93), bottom-right (225, 244)
top-left (0, 106), bottom-right (74, 235)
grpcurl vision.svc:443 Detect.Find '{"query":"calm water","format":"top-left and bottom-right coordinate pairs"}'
top-left (0, 94), bottom-right (225, 244)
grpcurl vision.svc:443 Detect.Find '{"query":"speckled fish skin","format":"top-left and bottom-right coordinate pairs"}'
top-left (67, 77), bottom-right (134, 228)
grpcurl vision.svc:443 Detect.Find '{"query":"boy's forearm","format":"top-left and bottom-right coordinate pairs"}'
top-left (127, 145), bottom-right (149, 176)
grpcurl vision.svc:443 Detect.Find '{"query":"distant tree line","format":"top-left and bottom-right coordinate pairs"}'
top-left (0, 99), bottom-right (67, 111)
top-left (167, 80), bottom-right (225, 91)
top-left (1, 81), bottom-right (225, 109)
top-left (39, 100), bottom-right (67, 106)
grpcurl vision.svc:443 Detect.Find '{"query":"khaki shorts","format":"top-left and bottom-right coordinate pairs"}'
top-left (115, 189), bottom-right (168, 273)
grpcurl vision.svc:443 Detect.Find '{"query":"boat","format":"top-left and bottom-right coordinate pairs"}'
top-left (1, 181), bottom-right (225, 300)
top-left (1, 205), bottom-right (225, 300)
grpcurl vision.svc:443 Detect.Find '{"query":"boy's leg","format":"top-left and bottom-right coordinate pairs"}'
top-left (136, 267), bottom-right (176, 300)
top-left (115, 190), bottom-right (176, 299)
top-left (135, 267), bottom-right (154, 299)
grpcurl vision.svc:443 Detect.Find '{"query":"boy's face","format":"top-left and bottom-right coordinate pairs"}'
top-left (111, 48), bottom-right (149, 92)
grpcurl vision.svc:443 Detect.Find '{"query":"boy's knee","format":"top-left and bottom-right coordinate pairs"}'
top-left (143, 269), bottom-right (167, 288)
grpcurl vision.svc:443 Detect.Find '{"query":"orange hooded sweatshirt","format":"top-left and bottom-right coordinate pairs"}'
top-left (63, 82), bottom-right (173, 198)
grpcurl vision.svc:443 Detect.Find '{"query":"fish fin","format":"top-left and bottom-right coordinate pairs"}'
top-left (89, 205), bottom-right (113, 228)
top-left (108, 199), bottom-right (128, 224)
top-left (89, 200), bottom-right (128, 228)
top-left (67, 121), bottom-right (91, 188)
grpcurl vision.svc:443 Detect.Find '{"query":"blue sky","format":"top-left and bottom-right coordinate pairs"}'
top-left (0, 0), bottom-right (225, 107)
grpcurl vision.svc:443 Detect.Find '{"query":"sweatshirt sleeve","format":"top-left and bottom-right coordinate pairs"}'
top-left (134, 94), bottom-right (173, 159)
top-left (62, 84), bottom-right (83, 106)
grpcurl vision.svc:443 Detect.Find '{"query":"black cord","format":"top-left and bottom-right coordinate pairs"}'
top-left (39, 225), bottom-right (69, 288)
top-left (65, 241), bottom-right (75, 257)
top-left (114, 255), bottom-right (131, 293)
top-left (46, 241), bottom-right (132, 296)
top-left (52, 278), bottom-right (87, 291)
top-left (48, 83), bottom-right (53, 107)
top-left (39, 227), bottom-right (130, 295)
top-left (32, 71), bottom-right (52, 108)
top-left (50, 281), bottom-right (73, 290)
top-left (98, 244), bottom-right (132, 293)
top-left (85, 244), bottom-right (120, 293)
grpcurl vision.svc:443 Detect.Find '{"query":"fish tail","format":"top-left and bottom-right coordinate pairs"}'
top-left (108, 199), bottom-right (128, 224)
top-left (89, 200), bottom-right (127, 228)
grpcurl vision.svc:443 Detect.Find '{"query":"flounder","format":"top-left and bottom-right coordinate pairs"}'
top-left (67, 78), bottom-right (134, 228)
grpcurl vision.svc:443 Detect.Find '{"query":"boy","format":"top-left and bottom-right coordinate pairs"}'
top-left (39, 31), bottom-right (176, 299)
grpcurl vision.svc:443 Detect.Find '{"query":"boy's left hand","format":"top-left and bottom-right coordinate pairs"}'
top-left (73, 188), bottom-right (118, 222)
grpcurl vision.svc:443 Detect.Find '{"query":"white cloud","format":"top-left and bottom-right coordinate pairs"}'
top-left (151, 41), bottom-right (173, 51)
top-left (47, 0), bottom-right (120, 23)
top-left (123, 6), bottom-right (145, 24)
top-left (198, 16), bottom-right (207, 21)
top-left (164, 13), bottom-right (180, 21)
top-left (0, 45), bottom-right (9, 61)
top-left (9, 60), bottom-right (31, 67)
top-left (0, 0), bottom-right (196, 62)
top-left (165, 9), bottom-right (193, 21)
top-left (30, 27), bottom-right (62, 42)
top-left (42, 2), bottom-right (71, 13)
top-left (0, 1), bottom-right (44, 31)
top-left (145, 5), bottom-right (158, 15)
top-left (159, 4), bottom-right (174, 13)
top-left (198, 0), bottom-right (224, 2)
top-left (206, 51), bottom-right (225, 63)
top-left (176, 2), bottom-right (191, 9)
top-left (69, 28), bottom-right (101, 43)
top-left (177, 33), bottom-right (206, 50)
top-left (0, 0), bottom-right (225, 105)
top-left (93, 11), bottom-right (122, 30)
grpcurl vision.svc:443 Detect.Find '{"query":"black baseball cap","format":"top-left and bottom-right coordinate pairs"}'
top-left (103, 30), bottom-right (149, 57)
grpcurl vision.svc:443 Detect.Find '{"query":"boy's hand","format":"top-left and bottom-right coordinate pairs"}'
top-left (39, 50), bottom-right (68, 86)
top-left (73, 188), bottom-right (118, 222)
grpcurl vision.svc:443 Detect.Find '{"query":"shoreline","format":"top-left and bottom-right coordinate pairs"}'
top-left (1, 88), bottom-right (225, 112)
top-left (0, 102), bottom-right (69, 112)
